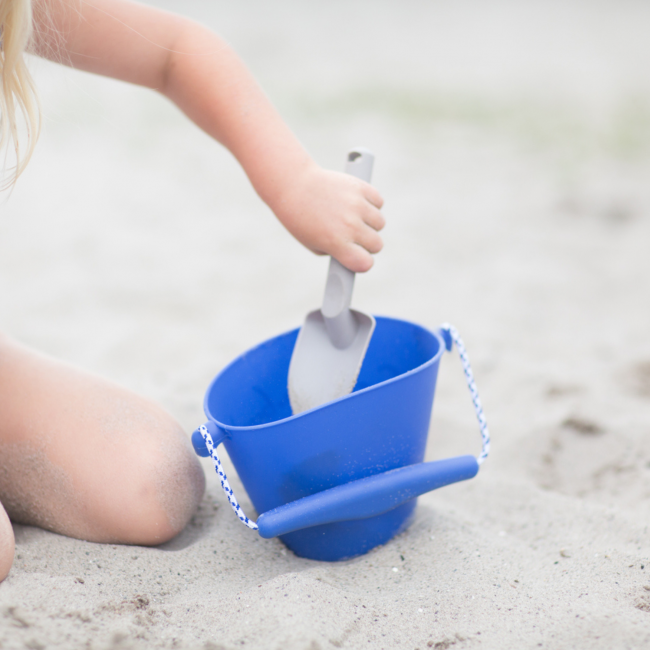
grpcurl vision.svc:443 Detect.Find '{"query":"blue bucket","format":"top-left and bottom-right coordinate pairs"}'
top-left (192, 316), bottom-right (487, 562)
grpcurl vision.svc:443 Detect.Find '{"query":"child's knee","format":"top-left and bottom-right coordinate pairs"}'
top-left (124, 434), bottom-right (205, 545)
top-left (0, 503), bottom-right (15, 582)
top-left (0, 334), bottom-right (205, 547)
top-left (89, 424), bottom-right (206, 546)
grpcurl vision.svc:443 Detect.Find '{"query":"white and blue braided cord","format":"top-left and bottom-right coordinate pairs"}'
top-left (198, 424), bottom-right (259, 530)
top-left (440, 323), bottom-right (491, 465)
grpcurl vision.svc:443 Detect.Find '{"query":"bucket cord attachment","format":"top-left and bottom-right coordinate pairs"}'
top-left (440, 324), bottom-right (491, 465)
top-left (197, 424), bottom-right (259, 530)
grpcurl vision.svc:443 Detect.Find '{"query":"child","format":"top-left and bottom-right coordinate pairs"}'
top-left (0, 0), bottom-right (385, 581)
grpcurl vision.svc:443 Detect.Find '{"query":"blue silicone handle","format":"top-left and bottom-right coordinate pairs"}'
top-left (256, 455), bottom-right (479, 539)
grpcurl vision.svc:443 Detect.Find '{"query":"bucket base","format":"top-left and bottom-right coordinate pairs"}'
top-left (279, 500), bottom-right (418, 562)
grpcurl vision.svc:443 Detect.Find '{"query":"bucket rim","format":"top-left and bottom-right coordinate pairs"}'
top-left (203, 315), bottom-right (445, 433)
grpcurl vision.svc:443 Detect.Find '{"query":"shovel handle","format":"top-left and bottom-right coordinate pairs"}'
top-left (344, 147), bottom-right (374, 183)
top-left (256, 455), bottom-right (479, 539)
top-left (322, 149), bottom-right (375, 348)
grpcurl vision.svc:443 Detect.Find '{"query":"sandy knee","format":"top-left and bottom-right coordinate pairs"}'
top-left (86, 417), bottom-right (206, 546)
top-left (0, 501), bottom-right (15, 582)
top-left (0, 336), bottom-right (205, 546)
top-left (121, 435), bottom-right (205, 545)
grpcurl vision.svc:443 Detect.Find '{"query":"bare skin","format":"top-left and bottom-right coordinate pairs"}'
top-left (0, 0), bottom-right (385, 580)
top-left (0, 334), bottom-right (205, 549)
top-left (0, 504), bottom-right (14, 583)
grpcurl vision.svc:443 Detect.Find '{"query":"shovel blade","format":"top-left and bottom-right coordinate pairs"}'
top-left (288, 309), bottom-right (375, 415)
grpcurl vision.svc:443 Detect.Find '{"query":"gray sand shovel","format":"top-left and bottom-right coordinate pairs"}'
top-left (288, 148), bottom-right (377, 415)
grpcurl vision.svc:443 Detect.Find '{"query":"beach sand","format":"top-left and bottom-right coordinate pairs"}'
top-left (2, 1), bottom-right (650, 648)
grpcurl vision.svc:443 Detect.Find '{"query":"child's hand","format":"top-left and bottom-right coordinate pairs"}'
top-left (268, 163), bottom-right (385, 273)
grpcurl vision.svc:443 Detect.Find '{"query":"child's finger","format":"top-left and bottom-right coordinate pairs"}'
top-left (362, 205), bottom-right (386, 232)
top-left (334, 243), bottom-right (374, 273)
top-left (355, 225), bottom-right (383, 255)
top-left (364, 185), bottom-right (384, 210)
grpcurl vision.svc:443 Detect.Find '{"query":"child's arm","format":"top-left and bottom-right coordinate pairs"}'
top-left (33, 0), bottom-right (384, 272)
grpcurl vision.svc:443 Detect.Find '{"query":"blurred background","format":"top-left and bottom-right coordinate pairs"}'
top-left (2, 0), bottom-right (650, 503)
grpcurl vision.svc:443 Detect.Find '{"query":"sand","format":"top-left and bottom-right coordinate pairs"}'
top-left (2, 0), bottom-right (650, 647)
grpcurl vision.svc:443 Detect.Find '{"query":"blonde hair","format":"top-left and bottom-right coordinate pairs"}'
top-left (0, 0), bottom-right (40, 190)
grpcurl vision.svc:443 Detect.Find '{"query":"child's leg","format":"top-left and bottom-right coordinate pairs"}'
top-left (0, 333), bottom-right (205, 546)
top-left (0, 501), bottom-right (14, 582)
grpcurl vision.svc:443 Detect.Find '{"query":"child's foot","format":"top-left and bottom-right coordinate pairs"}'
top-left (0, 501), bottom-right (14, 582)
top-left (0, 333), bottom-right (205, 547)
